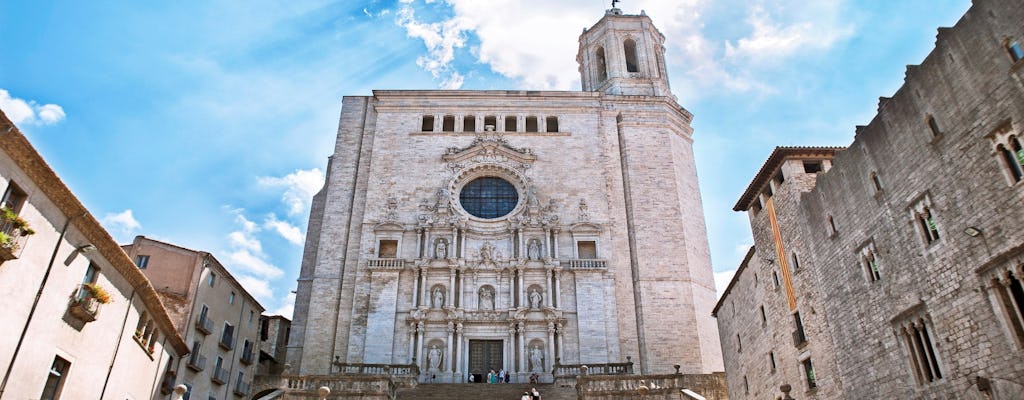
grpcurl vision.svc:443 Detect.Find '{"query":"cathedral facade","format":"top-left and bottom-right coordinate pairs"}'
top-left (287, 9), bottom-right (723, 383)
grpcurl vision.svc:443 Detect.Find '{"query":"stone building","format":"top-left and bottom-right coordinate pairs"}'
top-left (715, 0), bottom-right (1024, 398)
top-left (0, 111), bottom-right (190, 399)
top-left (287, 8), bottom-right (723, 384)
top-left (257, 315), bottom-right (291, 375)
top-left (123, 236), bottom-right (266, 399)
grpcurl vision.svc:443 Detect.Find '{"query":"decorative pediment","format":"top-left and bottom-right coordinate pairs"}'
top-left (442, 132), bottom-right (537, 164)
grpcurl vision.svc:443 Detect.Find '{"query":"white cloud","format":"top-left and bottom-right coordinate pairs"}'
top-left (235, 274), bottom-right (275, 304)
top-left (264, 214), bottom-right (304, 245)
top-left (396, 4), bottom-right (473, 87)
top-left (714, 269), bottom-right (737, 299)
top-left (100, 209), bottom-right (141, 243)
top-left (228, 231), bottom-right (262, 253)
top-left (0, 89), bottom-right (66, 126)
top-left (269, 291), bottom-right (296, 319)
top-left (440, 71), bottom-right (464, 90)
top-left (724, 3), bottom-right (852, 64)
top-left (258, 168), bottom-right (324, 216)
top-left (228, 250), bottom-right (284, 279)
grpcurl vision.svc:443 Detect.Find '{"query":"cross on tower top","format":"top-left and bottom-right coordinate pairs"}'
top-left (611, 0), bottom-right (620, 8)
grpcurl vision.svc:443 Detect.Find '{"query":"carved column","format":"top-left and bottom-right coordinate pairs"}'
top-left (517, 322), bottom-right (526, 373)
top-left (460, 230), bottom-right (466, 259)
top-left (544, 228), bottom-right (552, 258)
top-left (506, 325), bottom-right (514, 373)
top-left (547, 322), bottom-right (556, 373)
top-left (448, 268), bottom-right (456, 308)
top-left (434, 114), bottom-right (442, 132)
top-left (409, 323), bottom-right (417, 363)
top-left (506, 270), bottom-right (514, 309)
top-left (456, 269), bottom-right (464, 308)
top-left (420, 267), bottom-right (429, 309)
top-left (517, 114), bottom-right (525, 132)
top-left (539, 115), bottom-right (547, 133)
top-left (450, 226), bottom-right (458, 260)
top-left (516, 229), bottom-right (523, 259)
top-left (517, 267), bottom-right (525, 308)
top-left (412, 267), bottom-right (421, 307)
top-left (455, 113), bottom-right (464, 132)
top-left (446, 322), bottom-right (455, 372)
top-left (552, 229), bottom-right (560, 259)
top-left (416, 228), bottom-right (424, 259)
top-left (475, 115), bottom-right (483, 133)
top-left (556, 323), bottom-right (564, 362)
top-left (545, 268), bottom-right (554, 308)
top-left (416, 322), bottom-right (425, 369)
top-left (553, 268), bottom-right (561, 308)
top-left (454, 323), bottom-right (463, 376)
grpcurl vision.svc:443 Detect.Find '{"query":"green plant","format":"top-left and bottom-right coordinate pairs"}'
top-left (1, 207), bottom-right (35, 236)
top-left (82, 282), bottom-right (113, 304)
top-left (0, 231), bottom-right (11, 250)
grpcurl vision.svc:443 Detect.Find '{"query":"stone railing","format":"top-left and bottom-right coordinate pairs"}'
top-left (331, 362), bottom-right (419, 378)
top-left (367, 258), bottom-right (406, 270)
top-left (252, 375), bottom-right (399, 399)
top-left (564, 259), bottom-right (608, 269)
top-left (576, 369), bottom-right (728, 400)
top-left (553, 361), bottom-right (632, 387)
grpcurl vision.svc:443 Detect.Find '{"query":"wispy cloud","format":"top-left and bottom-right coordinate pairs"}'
top-left (395, 4), bottom-right (473, 87)
top-left (264, 214), bottom-right (304, 245)
top-left (224, 208), bottom-right (284, 280)
top-left (0, 89), bottom-right (66, 126)
top-left (269, 291), bottom-right (296, 319)
top-left (100, 209), bottom-right (141, 243)
top-left (258, 168), bottom-right (324, 217)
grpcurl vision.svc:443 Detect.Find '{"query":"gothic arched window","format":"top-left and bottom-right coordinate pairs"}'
top-left (595, 46), bottom-right (608, 82)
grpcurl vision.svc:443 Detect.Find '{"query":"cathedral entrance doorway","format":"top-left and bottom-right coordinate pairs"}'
top-left (468, 340), bottom-right (503, 383)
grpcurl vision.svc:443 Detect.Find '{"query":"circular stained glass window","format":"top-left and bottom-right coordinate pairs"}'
top-left (459, 177), bottom-right (519, 219)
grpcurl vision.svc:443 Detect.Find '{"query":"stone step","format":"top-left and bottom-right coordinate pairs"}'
top-left (397, 383), bottom-right (577, 400)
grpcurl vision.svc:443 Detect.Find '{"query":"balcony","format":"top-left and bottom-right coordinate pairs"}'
top-left (196, 315), bottom-right (214, 335)
top-left (67, 284), bottom-right (110, 323)
top-left (0, 208), bottom-right (34, 264)
top-left (233, 381), bottom-right (251, 397)
top-left (186, 354), bottom-right (206, 372)
top-left (240, 349), bottom-right (254, 365)
top-left (211, 367), bottom-right (229, 385)
top-left (367, 258), bottom-right (405, 270)
top-left (219, 336), bottom-right (235, 351)
top-left (564, 259), bottom-right (607, 270)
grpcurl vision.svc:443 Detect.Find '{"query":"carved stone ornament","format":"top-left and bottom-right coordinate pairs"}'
top-left (381, 194), bottom-right (399, 222)
top-left (577, 198), bottom-right (590, 222)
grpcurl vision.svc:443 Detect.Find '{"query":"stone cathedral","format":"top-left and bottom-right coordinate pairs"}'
top-left (287, 8), bottom-right (724, 384)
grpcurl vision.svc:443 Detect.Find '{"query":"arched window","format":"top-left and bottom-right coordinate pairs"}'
top-left (595, 46), bottom-right (608, 82)
top-left (624, 38), bottom-right (639, 73)
top-left (546, 116), bottom-right (559, 132)
top-left (999, 140), bottom-right (1024, 182)
top-left (421, 115), bottom-right (435, 132)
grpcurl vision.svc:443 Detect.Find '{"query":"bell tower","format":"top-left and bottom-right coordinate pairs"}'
top-left (577, 8), bottom-right (672, 96)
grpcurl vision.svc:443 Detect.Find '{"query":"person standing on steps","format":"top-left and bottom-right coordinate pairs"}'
top-left (521, 392), bottom-right (532, 400)
top-left (498, 368), bottom-right (506, 383)
top-left (531, 387), bottom-right (542, 400)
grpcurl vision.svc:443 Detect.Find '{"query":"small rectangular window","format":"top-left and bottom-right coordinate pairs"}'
top-left (927, 115), bottom-right (942, 137)
top-left (793, 312), bottom-right (807, 346)
top-left (208, 272), bottom-right (216, 288)
top-left (229, 291), bottom-right (236, 305)
top-left (221, 323), bottom-right (235, 349)
top-left (484, 116), bottom-right (497, 131)
top-left (40, 356), bottom-right (71, 400)
top-left (759, 305), bottom-right (767, 325)
top-left (378, 240), bottom-right (398, 258)
top-left (1, 181), bottom-right (28, 215)
top-left (463, 115), bottom-right (476, 132)
top-left (916, 206), bottom-right (940, 244)
top-left (576, 241), bottom-right (597, 259)
top-left (803, 358), bottom-right (817, 389)
top-left (505, 116), bottom-right (518, 132)
top-left (773, 171), bottom-right (785, 184)
top-left (803, 161), bottom-right (822, 174)
top-left (546, 116), bottom-right (559, 132)
top-left (769, 351), bottom-right (777, 371)
top-left (442, 115), bottom-right (455, 132)
top-left (82, 262), bottom-right (99, 285)
top-left (899, 318), bottom-right (943, 384)
top-left (135, 255), bottom-right (150, 269)
top-left (421, 115), bottom-right (435, 132)
top-left (525, 116), bottom-right (538, 132)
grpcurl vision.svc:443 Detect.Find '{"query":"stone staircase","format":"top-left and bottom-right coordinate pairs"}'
top-left (396, 383), bottom-right (578, 400)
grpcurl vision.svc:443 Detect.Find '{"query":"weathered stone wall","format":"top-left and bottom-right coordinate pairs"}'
top-left (717, 0), bottom-right (1024, 398)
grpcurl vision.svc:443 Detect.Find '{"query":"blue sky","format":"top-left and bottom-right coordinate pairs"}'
top-left (0, 0), bottom-right (971, 317)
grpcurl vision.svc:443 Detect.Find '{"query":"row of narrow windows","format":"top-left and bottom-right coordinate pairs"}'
top-left (422, 115), bottom-right (559, 133)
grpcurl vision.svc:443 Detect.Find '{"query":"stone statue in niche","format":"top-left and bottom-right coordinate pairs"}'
top-left (529, 288), bottom-right (542, 309)
top-left (479, 241), bottom-right (496, 262)
top-left (577, 198), bottom-right (590, 222)
top-left (434, 239), bottom-right (448, 259)
top-left (529, 345), bottom-right (544, 372)
top-left (479, 287), bottom-right (495, 310)
top-left (432, 287), bottom-right (445, 308)
top-left (428, 344), bottom-right (442, 372)
top-left (527, 239), bottom-right (542, 260)
top-left (435, 188), bottom-right (451, 211)
top-left (526, 185), bottom-right (541, 208)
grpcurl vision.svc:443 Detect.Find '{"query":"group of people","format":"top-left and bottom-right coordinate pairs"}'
top-left (520, 387), bottom-right (542, 400)
top-left (484, 368), bottom-right (509, 383)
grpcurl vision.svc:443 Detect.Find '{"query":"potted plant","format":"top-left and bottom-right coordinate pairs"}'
top-left (0, 206), bottom-right (35, 251)
top-left (82, 282), bottom-right (113, 304)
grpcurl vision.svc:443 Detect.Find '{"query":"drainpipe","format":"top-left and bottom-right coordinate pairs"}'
top-left (98, 289), bottom-right (138, 399)
top-left (0, 212), bottom-right (85, 399)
